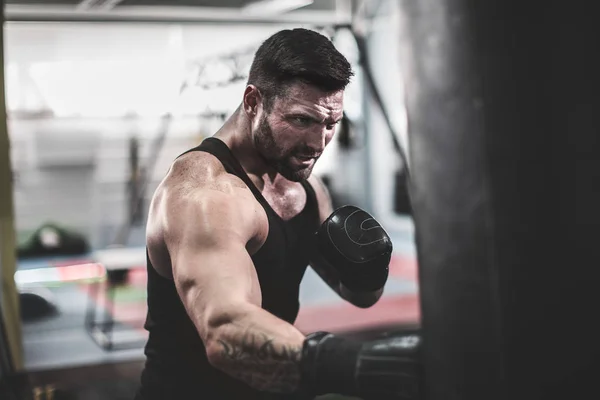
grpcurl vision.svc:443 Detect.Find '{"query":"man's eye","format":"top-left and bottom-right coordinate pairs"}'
top-left (294, 117), bottom-right (312, 126)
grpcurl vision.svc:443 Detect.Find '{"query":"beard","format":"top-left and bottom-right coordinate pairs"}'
top-left (253, 114), bottom-right (318, 182)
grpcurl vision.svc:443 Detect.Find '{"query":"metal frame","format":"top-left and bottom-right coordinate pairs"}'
top-left (0, 305), bottom-right (20, 400)
top-left (1, 0), bottom-right (23, 379)
top-left (84, 269), bottom-right (147, 351)
top-left (0, 304), bottom-right (13, 381)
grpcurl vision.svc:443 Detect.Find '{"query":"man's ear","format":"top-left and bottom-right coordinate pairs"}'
top-left (243, 85), bottom-right (262, 117)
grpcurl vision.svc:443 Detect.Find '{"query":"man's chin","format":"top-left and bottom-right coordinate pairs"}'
top-left (279, 165), bottom-right (313, 182)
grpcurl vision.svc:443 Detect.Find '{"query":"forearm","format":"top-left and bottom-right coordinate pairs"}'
top-left (204, 303), bottom-right (421, 399)
top-left (205, 304), bottom-right (306, 393)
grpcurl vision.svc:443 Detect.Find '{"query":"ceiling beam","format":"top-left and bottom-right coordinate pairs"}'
top-left (4, 4), bottom-right (348, 26)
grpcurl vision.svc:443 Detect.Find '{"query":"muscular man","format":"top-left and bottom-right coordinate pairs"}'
top-left (135, 28), bottom-right (421, 400)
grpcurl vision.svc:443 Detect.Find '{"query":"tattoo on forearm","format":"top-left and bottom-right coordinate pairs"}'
top-left (218, 332), bottom-right (302, 392)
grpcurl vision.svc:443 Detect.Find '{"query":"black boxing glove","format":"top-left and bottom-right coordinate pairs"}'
top-left (298, 331), bottom-right (422, 399)
top-left (311, 205), bottom-right (392, 293)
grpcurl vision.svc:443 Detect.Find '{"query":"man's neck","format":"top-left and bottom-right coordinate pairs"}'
top-left (214, 106), bottom-right (280, 187)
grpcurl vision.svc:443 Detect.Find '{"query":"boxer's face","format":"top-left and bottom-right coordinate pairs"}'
top-left (252, 82), bottom-right (344, 182)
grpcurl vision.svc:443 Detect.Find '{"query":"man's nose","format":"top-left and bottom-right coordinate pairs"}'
top-left (306, 127), bottom-right (328, 153)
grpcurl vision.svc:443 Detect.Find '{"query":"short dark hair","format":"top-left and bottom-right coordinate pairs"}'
top-left (247, 28), bottom-right (354, 109)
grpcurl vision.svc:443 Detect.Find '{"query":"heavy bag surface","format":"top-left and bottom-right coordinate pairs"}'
top-left (400, 1), bottom-right (600, 399)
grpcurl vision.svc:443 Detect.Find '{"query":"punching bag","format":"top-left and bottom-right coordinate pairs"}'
top-left (401, 1), bottom-right (600, 399)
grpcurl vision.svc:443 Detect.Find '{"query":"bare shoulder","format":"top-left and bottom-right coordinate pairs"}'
top-left (148, 151), bottom-right (268, 259)
top-left (307, 174), bottom-right (333, 223)
top-left (166, 151), bottom-right (249, 196)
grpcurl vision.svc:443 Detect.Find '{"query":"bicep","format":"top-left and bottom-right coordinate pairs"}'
top-left (166, 191), bottom-right (262, 340)
top-left (174, 240), bottom-right (261, 337)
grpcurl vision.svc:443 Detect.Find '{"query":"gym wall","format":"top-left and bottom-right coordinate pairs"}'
top-left (3, 22), bottom-right (304, 248)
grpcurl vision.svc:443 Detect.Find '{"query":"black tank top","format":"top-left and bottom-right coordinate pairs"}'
top-left (136, 137), bottom-right (320, 400)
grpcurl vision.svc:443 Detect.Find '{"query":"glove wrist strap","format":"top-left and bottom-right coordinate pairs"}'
top-left (298, 332), bottom-right (361, 397)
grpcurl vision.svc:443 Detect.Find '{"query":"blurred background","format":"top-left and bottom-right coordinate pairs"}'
top-left (1, 1), bottom-right (418, 398)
